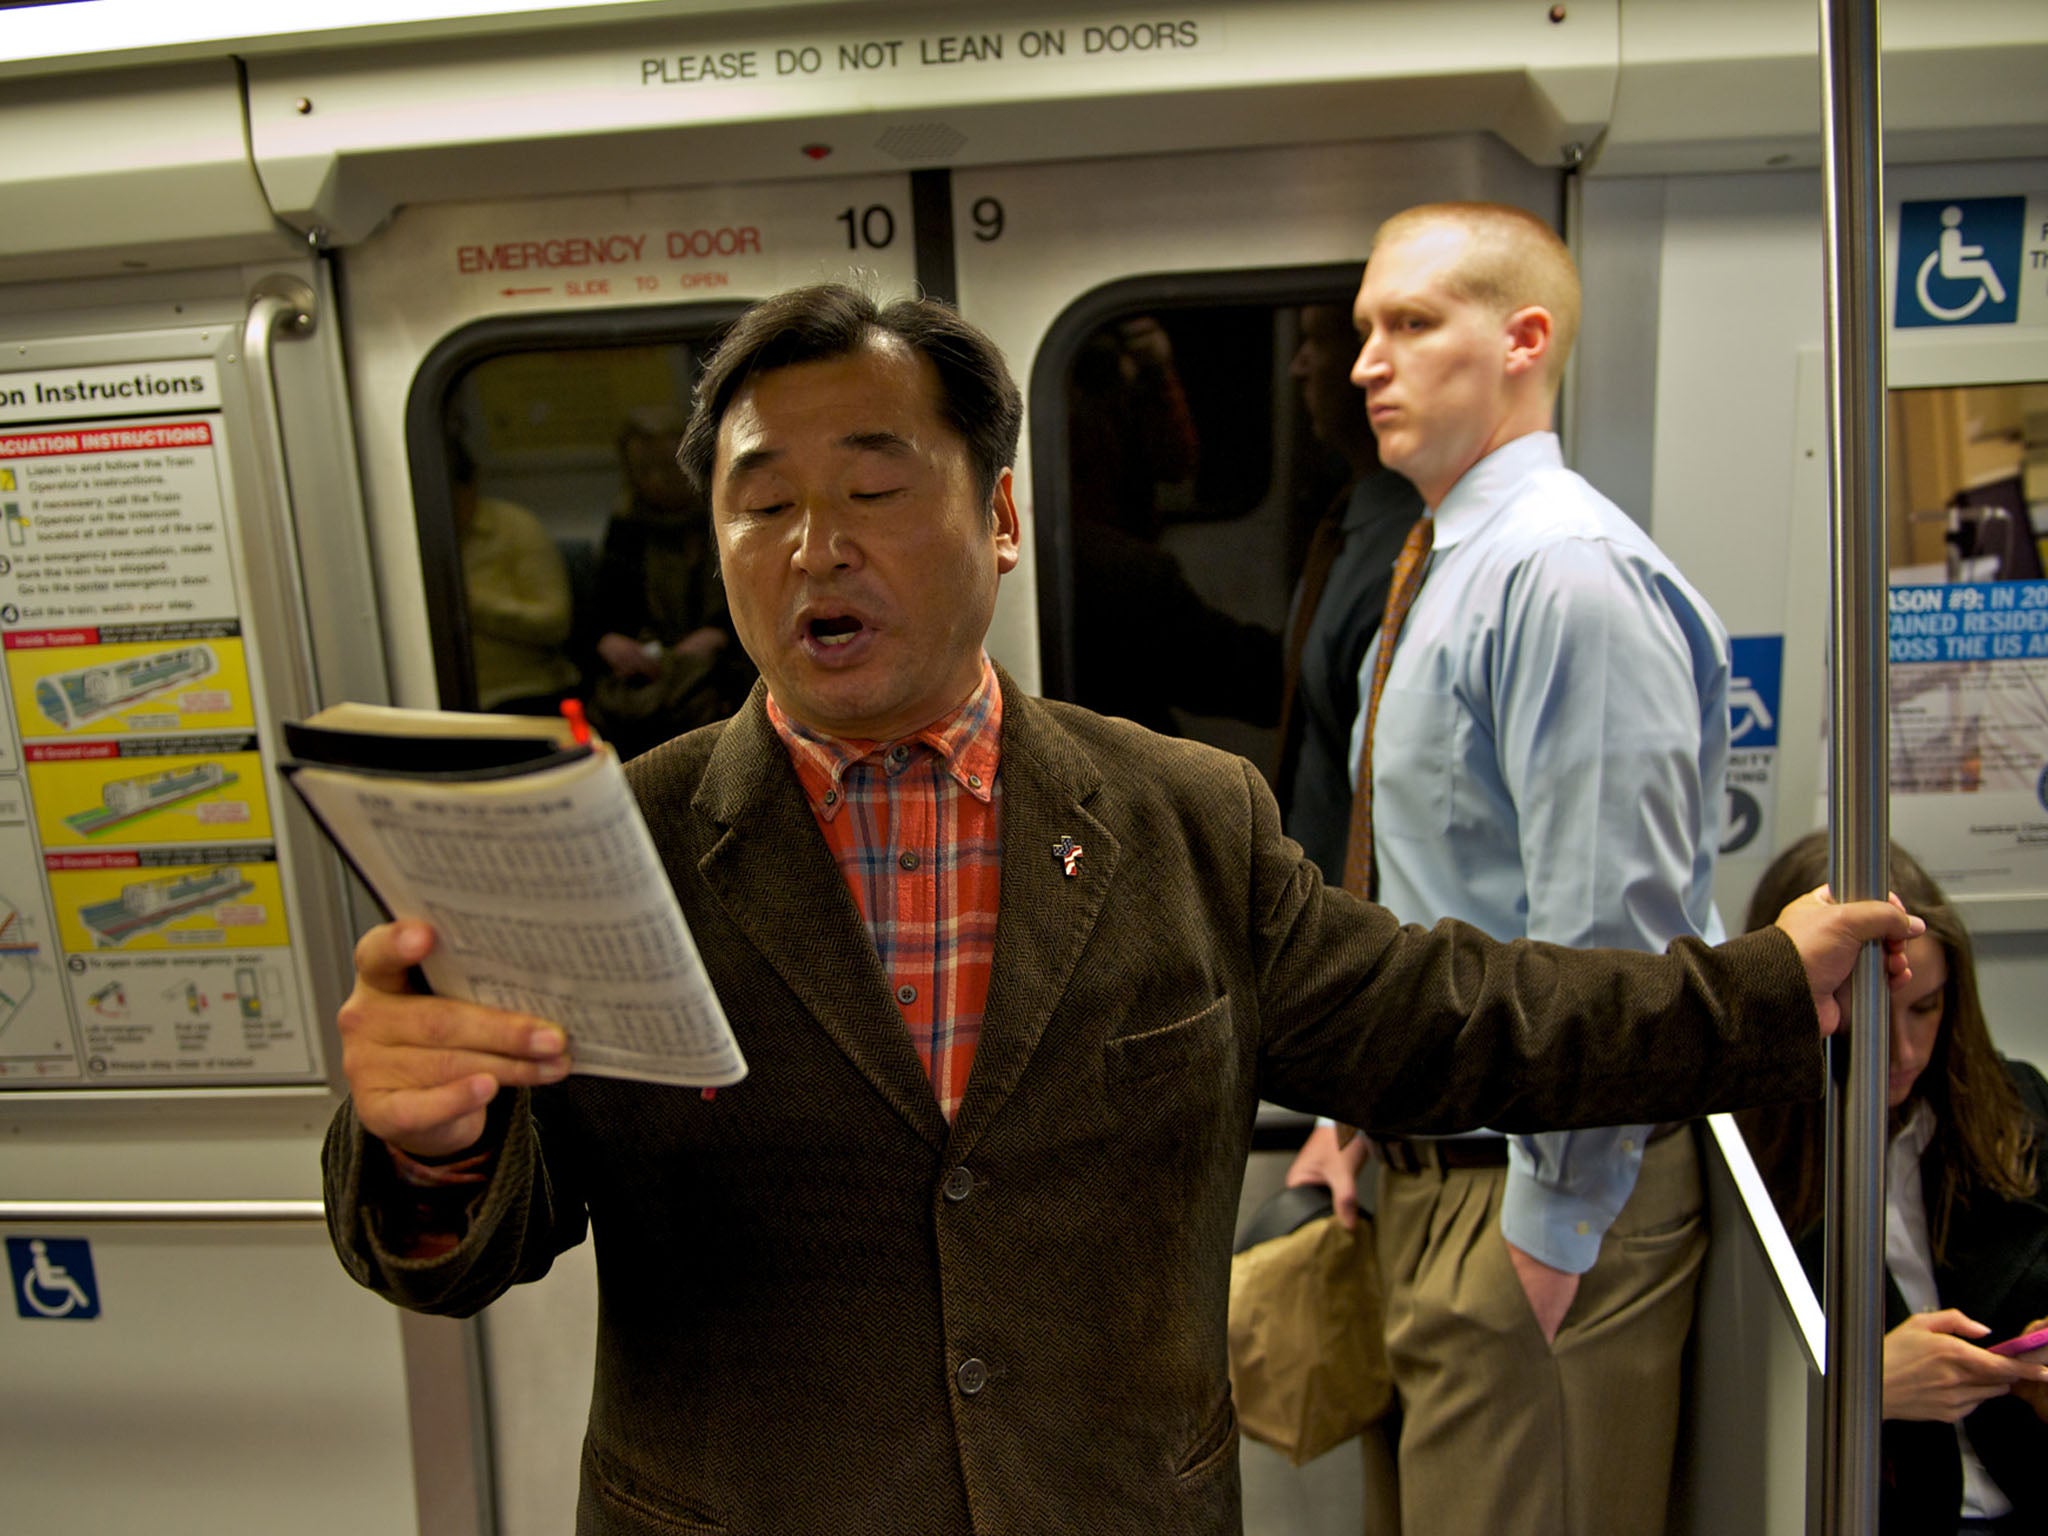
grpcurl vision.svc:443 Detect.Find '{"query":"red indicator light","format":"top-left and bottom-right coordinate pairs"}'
top-left (801, 143), bottom-right (832, 160)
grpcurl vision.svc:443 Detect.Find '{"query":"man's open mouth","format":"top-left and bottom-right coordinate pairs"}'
top-left (809, 615), bottom-right (865, 647)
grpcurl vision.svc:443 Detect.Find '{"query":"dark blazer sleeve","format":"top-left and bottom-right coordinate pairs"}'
top-left (1236, 759), bottom-right (1825, 1134)
top-left (322, 1088), bottom-right (588, 1317)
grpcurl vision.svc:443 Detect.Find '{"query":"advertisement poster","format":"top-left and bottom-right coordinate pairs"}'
top-left (1888, 580), bottom-right (2048, 895)
top-left (0, 380), bottom-right (320, 1087)
top-left (1885, 372), bottom-right (2048, 900)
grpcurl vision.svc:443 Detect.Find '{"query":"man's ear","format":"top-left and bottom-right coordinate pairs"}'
top-left (1502, 306), bottom-right (1555, 379)
top-left (990, 467), bottom-right (1022, 575)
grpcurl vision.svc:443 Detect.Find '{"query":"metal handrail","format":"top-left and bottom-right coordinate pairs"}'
top-left (240, 276), bottom-right (322, 716)
top-left (1817, 0), bottom-right (1889, 1531)
top-left (0, 1200), bottom-right (326, 1223)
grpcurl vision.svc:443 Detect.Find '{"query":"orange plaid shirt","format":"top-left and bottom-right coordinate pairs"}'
top-left (767, 659), bottom-right (1002, 1120)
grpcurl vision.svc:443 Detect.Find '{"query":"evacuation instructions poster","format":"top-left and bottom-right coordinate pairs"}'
top-left (0, 360), bottom-right (320, 1087)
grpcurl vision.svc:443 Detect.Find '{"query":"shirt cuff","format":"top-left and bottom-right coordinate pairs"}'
top-left (374, 1139), bottom-right (497, 1259)
top-left (386, 1141), bottom-right (496, 1188)
top-left (1498, 1131), bottom-right (1649, 1274)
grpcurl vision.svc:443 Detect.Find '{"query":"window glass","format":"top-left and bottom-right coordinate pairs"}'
top-left (1042, 284), bottom-right (1388, 779)
top-left (1888, 381), bottom-right (2048, 583)
top-left (437, 338), bottom-right (757, 757)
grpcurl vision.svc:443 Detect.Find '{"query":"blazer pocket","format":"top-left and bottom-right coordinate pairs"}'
top-left (1104, 995), bottom-right (1232, 1087)
top-left (1175, 1397), bottom-right (1240, 1481)
top-left (585, 1443), bottom-right (728, 1534)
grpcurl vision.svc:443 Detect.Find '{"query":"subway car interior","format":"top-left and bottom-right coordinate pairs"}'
top-left (2, 1), bottom-right (2047, 1531)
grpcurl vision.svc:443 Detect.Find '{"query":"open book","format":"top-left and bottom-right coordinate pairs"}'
top-left (280, 703), bottom-right (745, 1088)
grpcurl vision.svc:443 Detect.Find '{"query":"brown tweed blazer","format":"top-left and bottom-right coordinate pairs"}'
top-left (324, 678), bottom-right (1820, 1536)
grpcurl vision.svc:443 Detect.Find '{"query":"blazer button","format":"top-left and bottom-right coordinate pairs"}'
top-left (942, 1166), bottom-right (975, 1202)
top-left (957, 1357), bottom-right (989, 1395)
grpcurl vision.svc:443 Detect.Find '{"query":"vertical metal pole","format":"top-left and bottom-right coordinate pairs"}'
top-left (1817, 1), bottom-right (1889, 1533)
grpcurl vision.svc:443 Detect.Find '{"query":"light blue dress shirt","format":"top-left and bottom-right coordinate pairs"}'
top-left (1348, 432), bottom-right (1730, 1273)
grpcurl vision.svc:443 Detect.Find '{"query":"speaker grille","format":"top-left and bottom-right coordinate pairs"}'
top-left (875, 123), bottom-right (967, 162)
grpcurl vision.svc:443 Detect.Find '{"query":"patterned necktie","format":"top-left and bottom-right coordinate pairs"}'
top-left (1341, 516), bottom-right (1434, 898)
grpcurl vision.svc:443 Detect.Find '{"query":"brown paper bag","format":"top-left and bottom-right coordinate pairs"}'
top-left (1227, 1210), bottom-right (1392, 1466)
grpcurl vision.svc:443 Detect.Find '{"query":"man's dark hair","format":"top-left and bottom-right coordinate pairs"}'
top-left (679, 284), bottom-right (1023, 513)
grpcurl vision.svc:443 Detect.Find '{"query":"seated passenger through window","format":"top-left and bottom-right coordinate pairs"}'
top-left (450, 437), bottom-right (580, 715)
top-left (590, 404), bottom-right (756, 757)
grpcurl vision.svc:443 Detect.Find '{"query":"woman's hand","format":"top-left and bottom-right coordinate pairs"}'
top-left (1882, 1310), bottom-right (2048, 1423)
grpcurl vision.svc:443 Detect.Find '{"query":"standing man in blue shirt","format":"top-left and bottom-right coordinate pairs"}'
top-left (1288, 202), bottom-right (1731, 1534)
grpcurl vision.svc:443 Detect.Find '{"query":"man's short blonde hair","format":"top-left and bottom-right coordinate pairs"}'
top-left (1371, 202), bottom-right (1582, 384)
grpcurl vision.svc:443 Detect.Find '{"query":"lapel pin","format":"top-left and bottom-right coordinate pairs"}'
top-left (1053, 835), bottom-right (1084, 877)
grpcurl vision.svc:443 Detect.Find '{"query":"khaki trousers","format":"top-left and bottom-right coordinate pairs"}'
top-left (1368, 1127), bottom-right (1705, 1536)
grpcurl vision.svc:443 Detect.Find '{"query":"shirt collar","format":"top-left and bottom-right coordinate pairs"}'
top-left (1890, 1095), bottom-right (1937, 1159)
top-left (1429, 430), bottom-right (1562, 552)
top-left (766, 655), bottom-right (1002, 820)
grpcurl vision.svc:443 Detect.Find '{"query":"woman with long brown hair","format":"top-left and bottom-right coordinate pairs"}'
top-left (1740, 832), bottom-right (2048, 1534)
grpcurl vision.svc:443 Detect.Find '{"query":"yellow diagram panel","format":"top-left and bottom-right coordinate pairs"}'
top-left (50, 859), bottom-right (290, 952)
top-left (8, 636), bottom-right (254, 737)
top-left (28, 748), bottom-right (271, 847)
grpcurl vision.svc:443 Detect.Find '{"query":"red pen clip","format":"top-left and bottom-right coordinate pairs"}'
top-left (559, 697), bottom-right (591, 746)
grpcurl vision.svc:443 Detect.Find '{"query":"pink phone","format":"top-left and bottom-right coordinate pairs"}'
top-left (1987, 1324), bottom-right (2048, 1357)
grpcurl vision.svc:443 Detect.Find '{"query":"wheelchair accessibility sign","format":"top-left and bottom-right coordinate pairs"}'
top-left (8, 1235), bottom-right (100, 1319)
top-left (1895, 198), bottom-right (2028, 329)
top-left (1723, 636), bottom-right (1784, 858)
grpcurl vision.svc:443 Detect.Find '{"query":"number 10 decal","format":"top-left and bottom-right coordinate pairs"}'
top-left (836, 205), bottom-right (896, 249)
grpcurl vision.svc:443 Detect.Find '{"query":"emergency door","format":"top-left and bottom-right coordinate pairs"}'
top-left (336, 171), bottom-right (920, 1536)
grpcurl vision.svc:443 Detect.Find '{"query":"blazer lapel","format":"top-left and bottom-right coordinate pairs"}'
top-left (693, 693), bottom-right (948, 1149)
top-left (948, 682), bottom-right (1120, 1160)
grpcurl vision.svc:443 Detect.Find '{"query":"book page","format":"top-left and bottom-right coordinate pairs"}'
top-left (287, 749), bottom-right (744, 1087)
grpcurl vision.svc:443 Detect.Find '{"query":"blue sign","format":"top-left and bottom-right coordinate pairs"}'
top-left (1888, 582), bottom-right (2048, 664)
top-left (7, 1235), bottom-right (100, 1319)
top-left (1896, 198), bottom-right (2024, 329)
top-left (1728, 635), bottom-right (1783, 748)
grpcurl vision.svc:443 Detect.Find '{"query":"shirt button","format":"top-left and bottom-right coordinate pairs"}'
top-left (942, 1167), bottom-right (975, 1202)
top-left (1621, 1139), bottom-right (1636, 1155)
top-left (957, 1357), bottom-right (989, 1395)
top-left (890, 745), bottom-right (910, 764)
top-left (967, 774), bottom-right (982, 790)
top-left (822, 790), bottom-right (838, 806)
top-left (897, 984), bottom-right (918, 1005)
top-left (899, 850), bottom-right (920, 871)
top-left (1575, 1220), bottom-right (1591, 1236)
